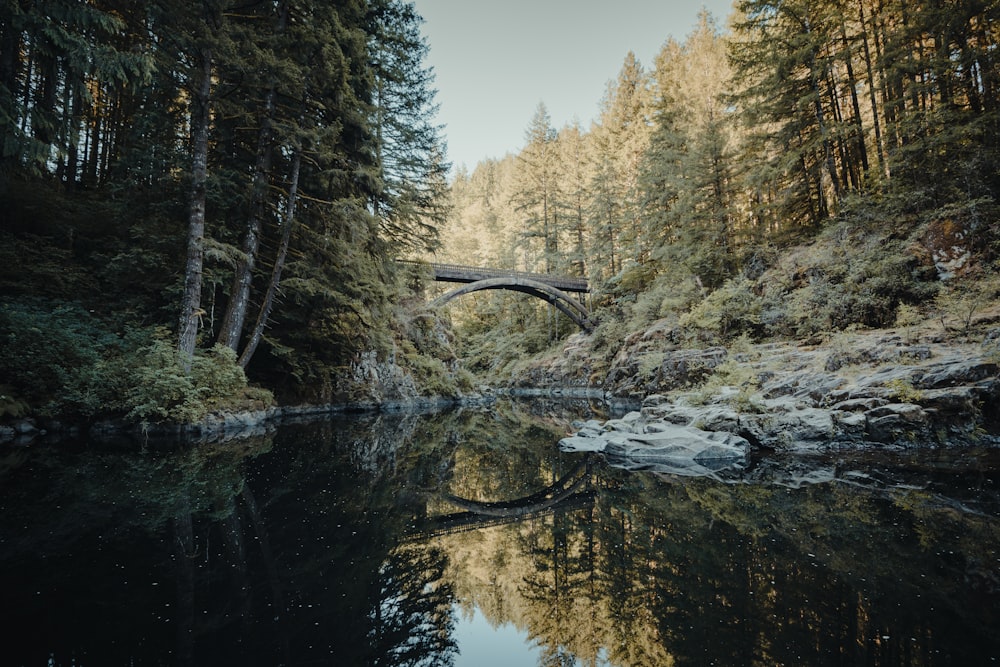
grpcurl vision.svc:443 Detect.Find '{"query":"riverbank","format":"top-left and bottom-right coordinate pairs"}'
top-left (521, 321), bottom-right (1000, 457)
top-left (6, 319), bottom-right (999, 452)
top-left (0, 392), bottom-right (503, 447)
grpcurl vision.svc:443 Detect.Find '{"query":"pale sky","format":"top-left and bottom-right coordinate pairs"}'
top-left (413, 0), bottom-right (735, 173)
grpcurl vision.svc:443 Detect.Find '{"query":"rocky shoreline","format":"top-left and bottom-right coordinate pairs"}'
top-left (556, 327), bottom-right (1000, 470)
top-left (6, 325), bottom-right (999, 455)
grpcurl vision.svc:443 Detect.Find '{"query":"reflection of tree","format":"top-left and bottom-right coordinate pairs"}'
top-left (594, 483), bottom-right (674, 667)
top-left (520, 508), bottom-right (580, 665)
top-left (434, 435), bottom-right (1000, 667)
top-left (6, 404), bottom-right (1000, 666)
top-left (370, 544), bottom-right (457, 667)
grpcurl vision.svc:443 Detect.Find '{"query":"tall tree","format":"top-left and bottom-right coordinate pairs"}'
top-left (646, 11), bottom-right (740, 288)
top-left (0, 0), bottom-right (148, 180)
top-left (216, 0), bottom-right (290, 352)
top-left (731, 0), bottom-right (843, 228)
top-left (589, 52), bottom-right (652, 275)
top-left (368, 0), bottom-right (451, 254)
top-left (176, 1), bottom-right (226, 368)
top-left (514, 102), bottom-right (561, 272)
top-left (555, 121), bottom-right (593, 277)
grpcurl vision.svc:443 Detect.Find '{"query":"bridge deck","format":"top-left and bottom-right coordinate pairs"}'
top-left (398, 260), bottom-right (589, 293)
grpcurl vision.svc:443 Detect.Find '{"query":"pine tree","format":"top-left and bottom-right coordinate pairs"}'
top-left (172, 0), bottom-right (231, 368)
top-left (368, 0), bottom-right (451, 254)
top-left (513, 102), bottom-right (561, 272)
top-left (731, 0), bottom-right (845, 228)
top-left (589, 52), bottom-right (652, 276)
top-left (0, 0), bottom-right (149, 179)
top-left (555, 121), bottom-right (593, 277)
top-left (646, 12), bottom-right (740, 288)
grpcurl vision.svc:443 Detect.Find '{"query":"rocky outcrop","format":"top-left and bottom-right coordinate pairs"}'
top-left (509, 333), bottom-right (601, 389)
top-left (557, 329), bottom-right (1000, 457)
top-left (349, 349), bottom-right (420, 403)
top-left (560, 415), bottom-right (750, 477)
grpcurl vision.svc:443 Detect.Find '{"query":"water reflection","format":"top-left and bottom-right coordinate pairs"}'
top-left (1, 400), bottom-right (998, 666)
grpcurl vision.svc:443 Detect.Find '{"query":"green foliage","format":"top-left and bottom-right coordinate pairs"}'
top-left (934, 272), bottom-right (1000, 337)
top-left (588, 318), bottom-right (631, 359)
top-left (680, 278), bottom-right (762, 342)
top-left (884, 378), bottom-right (924, 405)
top-left (0, 299), bottom-right (118, 417)
top-left (0, 386), bottom-right (30, 418)
top-left (122, 339), bottom-right (270, 424)
top-left (0, 300), bottom-right (271, 423)
top-left (686, 358), bottom-right (762, 413)
top-left (984, 337), bottom-right (1000, 365)
top-left (748, 212), bottom-right (941, 338)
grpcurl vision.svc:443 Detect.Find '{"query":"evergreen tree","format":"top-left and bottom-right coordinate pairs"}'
top-left (368, 0), bottom-right (451, 254)
top-left (731, 0), bottom-right (845, 229)
top-left (175, 0), bottom-right (228, 368)
top-left (0, 0), bottom-right (149, 179)
top-left (513, 102), bottom-right (561, 272)
top-left (555, 121), bottom-right (593, 278)
top-left (645, 12), bottom-right (740, 289)
top-left (589, 52), bottom-right (652, 276)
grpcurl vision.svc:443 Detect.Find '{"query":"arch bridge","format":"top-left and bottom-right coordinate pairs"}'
top-left (398, 260), bottom-right (595, 332)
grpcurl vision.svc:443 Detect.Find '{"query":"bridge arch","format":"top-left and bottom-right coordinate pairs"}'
top-left (430, 276), bottom-right (594, 332)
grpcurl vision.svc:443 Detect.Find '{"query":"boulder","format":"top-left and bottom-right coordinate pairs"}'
top-left (560, 418), bottom-right (749, 476)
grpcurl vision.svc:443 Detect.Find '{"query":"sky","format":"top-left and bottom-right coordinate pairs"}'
top-left (413, 0), bottom-right (736, 173)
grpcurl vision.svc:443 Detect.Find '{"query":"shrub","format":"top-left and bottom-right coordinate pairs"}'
top-left (0, 299), bottom-right (117, 416)
top-left (123, 340), bottom-right (264, 424)
top-left (680, 278), bottom-right (763, 341)
top-left (686, 359), bottom-right (762, 412)
top-left (934, 271), bottom-right (1000, 336)
top-left (885, 378), bottom-right (924, 404)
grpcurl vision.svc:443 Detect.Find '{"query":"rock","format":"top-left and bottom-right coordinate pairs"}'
top-left (865, 403), bottom-right (927, 422)
top-left (916, 359), bottom-right (999, 389)
top-left (769, 407), bottom-right (838, 447)
top-left (831, 397), bottom-right (889, 412)
top-left (761, 369), bottom-right (845, 403)
top-left (560, 421), bottom-right (749, 476)
top-left (922, 217), bottom-right (973, 280)
top-left (511, 311), bottom-right (1000, 451)
top-left (13, 419), bottom-right (38, 435)
top-left (603, 346), bottom-right (728, 397)
top-left (832, 410), bottom-right (868, 437)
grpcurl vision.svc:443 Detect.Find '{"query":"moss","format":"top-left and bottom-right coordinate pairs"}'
top-left (884, 378), bottom-right (924, 404)
top-left (685, 359), bottom-right (763, 412)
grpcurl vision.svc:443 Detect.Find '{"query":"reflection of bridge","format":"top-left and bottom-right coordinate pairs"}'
top-left (406, 458), bottom-right (595, 541)
top-left (397, 260), bottom-right (594, 332)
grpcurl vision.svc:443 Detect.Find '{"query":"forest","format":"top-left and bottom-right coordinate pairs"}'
top-left (2, 0), bottom-right (1000, 427)
top-left (436, 1), bottom-right (1000, 380)
top-left (1, 0), bottom-right (452, 423)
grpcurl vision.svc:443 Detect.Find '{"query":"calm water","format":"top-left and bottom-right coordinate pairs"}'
top-left (2, 399), bottom-right (999, 666)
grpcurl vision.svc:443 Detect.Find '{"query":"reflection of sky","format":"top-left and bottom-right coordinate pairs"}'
top-left (453, 606), bottom-right (614, 667)
top-left (453, 606), bottom-right (541, 666)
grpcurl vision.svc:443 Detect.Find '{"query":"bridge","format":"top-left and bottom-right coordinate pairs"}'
top-left (398, 260), bottom-right (595, 332)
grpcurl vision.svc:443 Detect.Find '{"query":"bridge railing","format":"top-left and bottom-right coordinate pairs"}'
top-left (396, 259), bottom-right (590, 293)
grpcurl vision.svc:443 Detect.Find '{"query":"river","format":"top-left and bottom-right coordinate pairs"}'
top-left (1, 398), bottom-right (999, 666)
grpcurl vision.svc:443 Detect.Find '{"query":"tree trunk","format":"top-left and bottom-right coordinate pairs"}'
top-left (0, 20), bottom-right (19, 155)
top-left (177, 47), bottom-right (212, 371)
top-left (858, 0), bottom-right (887, 179)
top-left (239, 148), bottom-right (301, 368)
top-left (215, 90), bottom-right (274, 350)
top-left (217, 3), bottom-right (288, 351)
